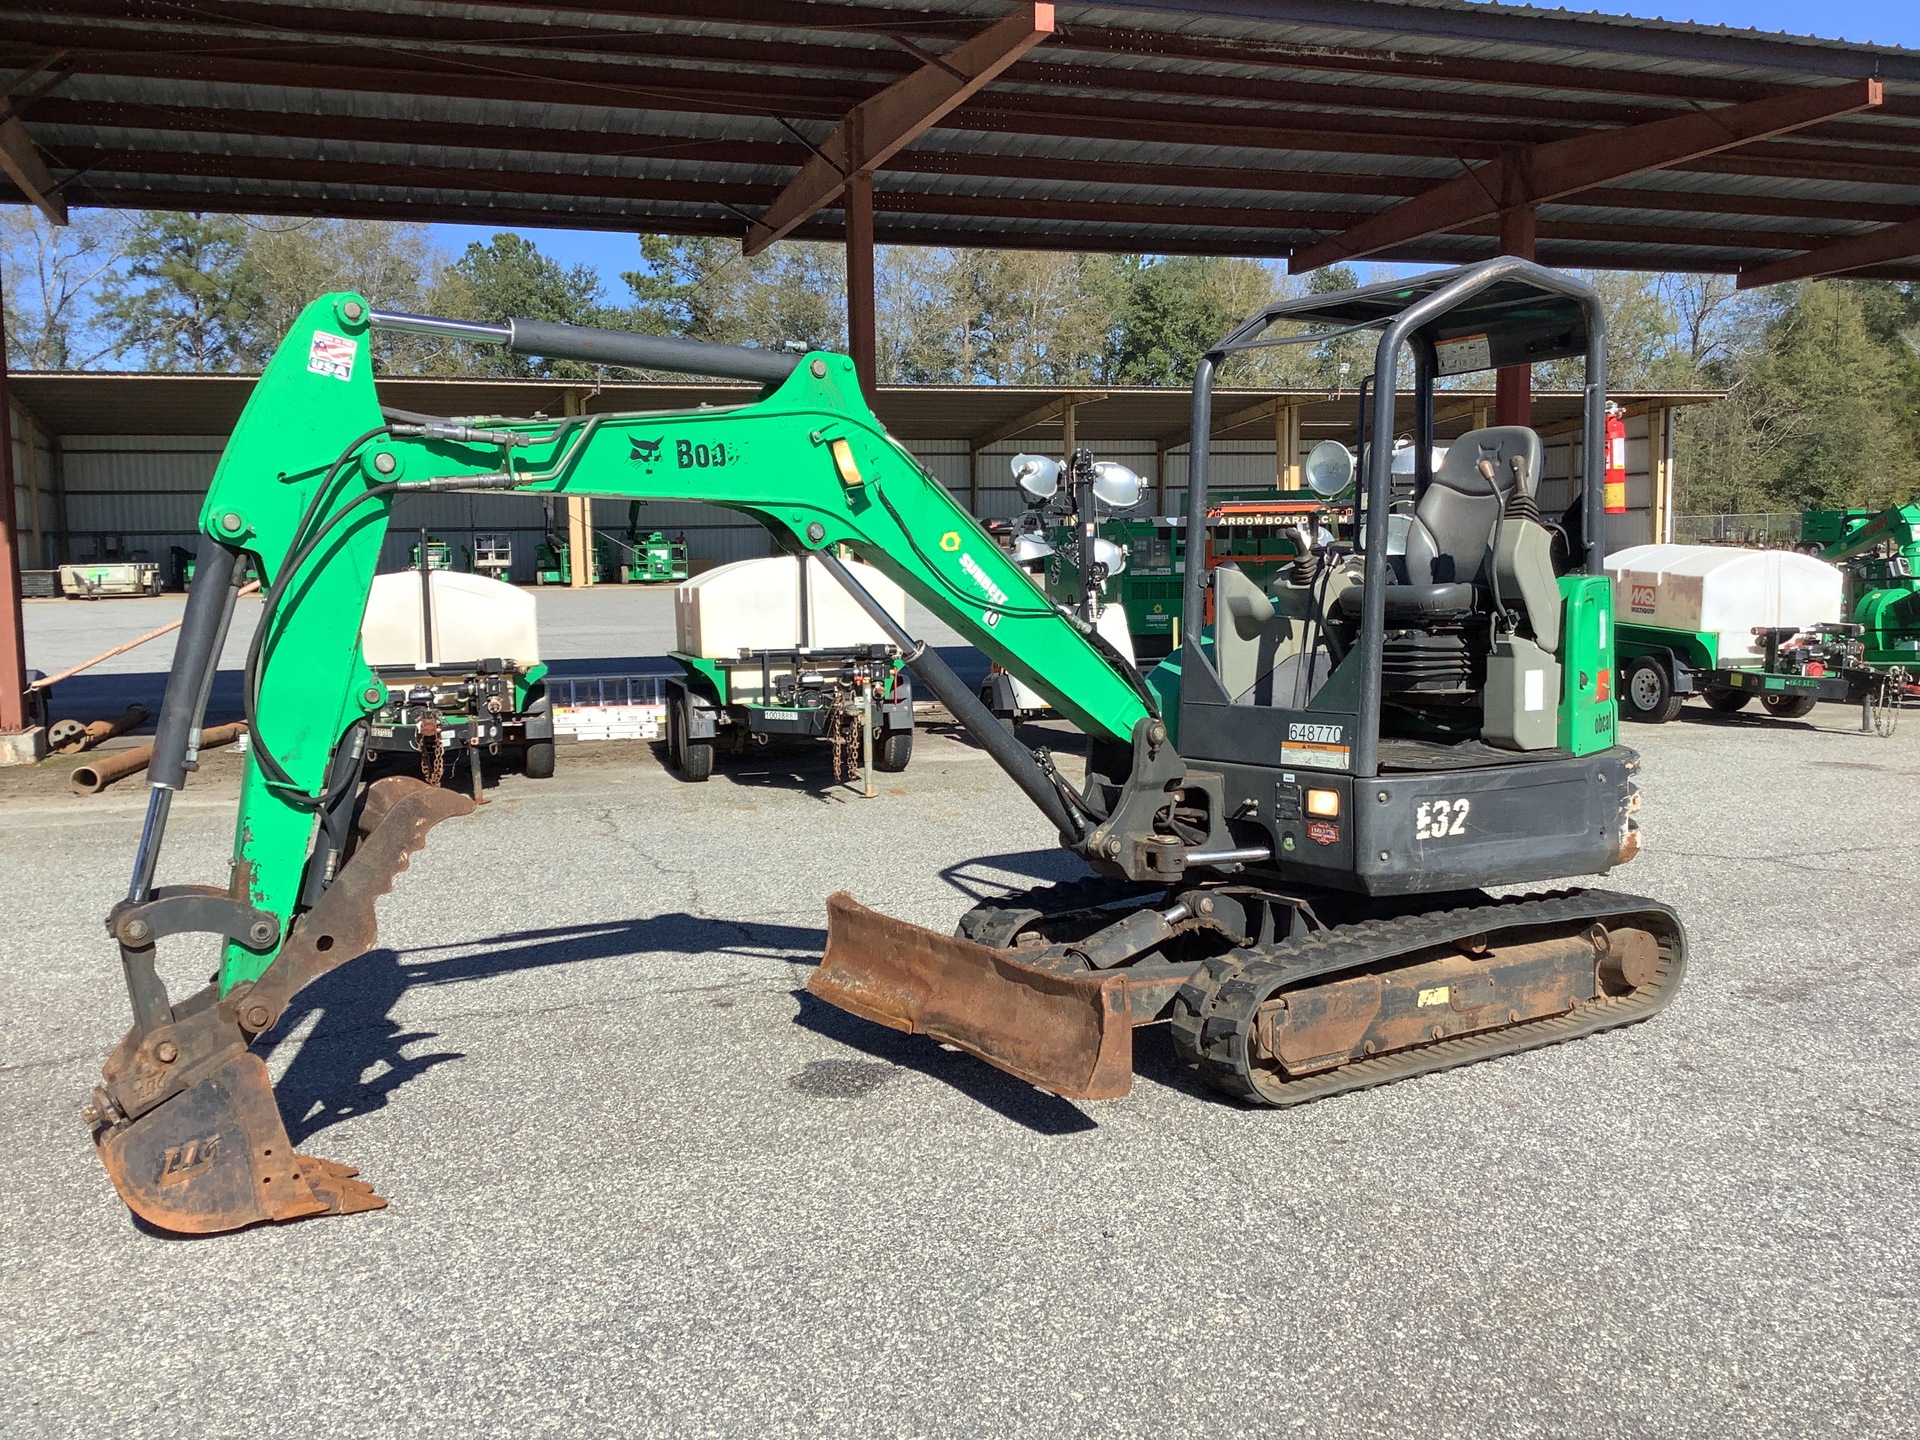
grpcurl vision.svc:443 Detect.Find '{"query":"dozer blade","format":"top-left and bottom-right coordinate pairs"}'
top-left (812, 891), bottom-right (1134, 1100)
top-left (89, 777), bottom-right (472, 1235)
top-left (97, 1054), bottom-right (384, 1235)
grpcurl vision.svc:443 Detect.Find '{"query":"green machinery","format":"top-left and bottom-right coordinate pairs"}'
top-left (620, 504), bottom-right (690, 583)
top-left (665, 558), bottom-right (914, 783)
top-left (533, 531), bottom-right (613, 585)
top-left (406, 533), bottom-right (467, 571)
top-left (86, 263), bottom-right (1683, 1238)
top-left (1804, 504), bottom-right (1920, 668)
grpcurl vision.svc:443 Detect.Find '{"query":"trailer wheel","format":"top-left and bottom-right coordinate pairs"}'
top-left (522, 740), bottom-right (556, 779)
top-left (1761, 692), bottom-right (1818, 719)
top-left (1621, 657), bottom-right (1684, 723)
top-left (874, 728), bottom-right (913, 773)
top-left (1702, 687), bottom-right (1751, 713)
top-left (668, 692), bottom-right (713, 782)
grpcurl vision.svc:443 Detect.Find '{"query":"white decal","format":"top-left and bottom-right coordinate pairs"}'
top-left (1415, 798), bottom-right (1471, 840)
top-left (1524, 669), bottom-right (1545, 712)
top-left (307, 330), bottom-right (358, 381)
top-left (958, 551), bottom-right (1008, 607)
top-left (1287, 722), bottom-right (1344, 744)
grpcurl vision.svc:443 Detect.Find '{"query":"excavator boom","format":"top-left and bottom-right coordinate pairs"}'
top-left (86, 297), bottom-right (1171, 1233)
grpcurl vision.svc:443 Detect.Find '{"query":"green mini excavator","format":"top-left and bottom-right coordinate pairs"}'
top-left (84, 259), bottom-right (1684, 1235)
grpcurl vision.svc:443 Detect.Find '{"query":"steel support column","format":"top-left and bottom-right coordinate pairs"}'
top-left (0, 276), bottom-right (29, 732)
top-left (845, 169), bottom-right (877, 399)
top-left (1496, 206), bottom-right (1536, 429)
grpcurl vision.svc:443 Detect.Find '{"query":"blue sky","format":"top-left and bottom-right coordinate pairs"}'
top-left (431, 1), bottom-right (1920, 293)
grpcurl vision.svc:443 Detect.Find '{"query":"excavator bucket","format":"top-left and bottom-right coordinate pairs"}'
top-left (812, 892), bottom-right (1135, 1100)
top-left (96, 1054), bottom-right (384, 1235)
top-left (90, 777), bottom-right (472, 1234)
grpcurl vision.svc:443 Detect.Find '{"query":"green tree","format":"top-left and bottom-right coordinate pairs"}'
top-left (236, 217), bottom-right (444, 371)
top-left (1744, 281), bottom-right (1919, 510)
top-left (426, 233), bottom-right (605, 377)
top-left (97, 212), bottom-right (258, 371)
top-left (1108, 255), bottom-right (1279, 385)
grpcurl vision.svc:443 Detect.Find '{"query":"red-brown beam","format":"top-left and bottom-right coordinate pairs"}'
top-left (0, 277), bottom-right (28, 734)
top-left (1737, 216), bottom-right (1920, 288)
top-left (1289, 78), bottom-right (1886, 273)
top-left (743, 2), bottom-right (1053, 254)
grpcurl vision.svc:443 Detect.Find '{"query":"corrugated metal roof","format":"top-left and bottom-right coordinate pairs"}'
top-left (3, 1), bottom-right (1918, 279)
top-left (6, 371), bottom-right (1721, 445)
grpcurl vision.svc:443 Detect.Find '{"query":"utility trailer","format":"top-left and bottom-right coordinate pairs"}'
top-left (665, 554), bottom-right (913, 782)
top-left (1610, 543), bottom-right (1905, 732)
top-left (359, 561), bottom-right (556, 784)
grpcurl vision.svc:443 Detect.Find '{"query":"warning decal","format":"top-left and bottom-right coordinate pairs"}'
top-left (307, 330), bottom-right (358, 381)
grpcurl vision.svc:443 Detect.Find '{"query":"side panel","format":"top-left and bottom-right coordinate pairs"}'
top-left (1557, 574), bottom-right (1619, 757)
top-left (1352, 752), bottom-right (1636, 895)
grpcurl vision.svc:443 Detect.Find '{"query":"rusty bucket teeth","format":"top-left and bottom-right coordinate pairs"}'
top-left (94, 1053), bottom-right (386, 1235)
top-left (810, 891), bottom-right (1134, 1100)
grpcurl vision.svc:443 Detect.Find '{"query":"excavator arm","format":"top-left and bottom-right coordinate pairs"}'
top-left (85, 296), bottom-right (1192, 1234)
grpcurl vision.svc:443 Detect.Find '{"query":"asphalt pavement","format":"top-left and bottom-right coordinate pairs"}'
top-left (3, 604), bottom-right (1917, 1438)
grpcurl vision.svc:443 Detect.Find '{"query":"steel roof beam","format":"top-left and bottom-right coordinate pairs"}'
top-left (34, 97), bottom-right (1920, 224)
top-left (1737, 217), bottom-right (1920, 288)
top-left (742, 3), bottom-right (1053, 255)
top-left (969, 392), bottom-right (1107, 452)
top-left (0, 114), bottom-right (65, 224)
top-left (1289, 78), bottom-right (1885, 273)
top-left (39, 144), bottom-right (1876, 255)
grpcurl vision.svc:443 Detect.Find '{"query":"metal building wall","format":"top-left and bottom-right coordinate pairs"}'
top-left (43, 408), bottom-right (1668, 581)
top-left (8, 399), bottom-right (60, 570)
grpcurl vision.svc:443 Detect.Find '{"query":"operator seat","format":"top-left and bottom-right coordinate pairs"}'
top-left (1335, 425), bottom-right (1543, 621)
top-left (1331, 425), bottom-right (1563, 702)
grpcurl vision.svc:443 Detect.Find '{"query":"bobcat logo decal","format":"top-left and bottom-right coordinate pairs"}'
top-left (630, 437), bottom-right (663, 471)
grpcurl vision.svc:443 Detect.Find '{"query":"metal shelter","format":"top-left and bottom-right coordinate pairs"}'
top-left (4, 0), bottom-right (1920, 734)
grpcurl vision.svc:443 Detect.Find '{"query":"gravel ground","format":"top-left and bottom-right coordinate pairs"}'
top-left (3, 620), bottom-right (1917, 1438)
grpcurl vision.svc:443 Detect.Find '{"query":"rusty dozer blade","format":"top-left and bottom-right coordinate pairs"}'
top-left (90, 777), bottom-right (472, 1235)
top-left (812, 891), bottom-right (1134, 1100)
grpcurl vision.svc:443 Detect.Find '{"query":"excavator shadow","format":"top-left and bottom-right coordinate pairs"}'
top-left (788, 990), bottom-right (1097, 1135)
top-left (937, 848), bottom-right (1097, 905)
top-left (256, 912), bottom-right (828, 1146)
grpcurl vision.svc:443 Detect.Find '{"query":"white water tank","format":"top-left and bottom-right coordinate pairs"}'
top-left (361, 570), bottom-right (540, 670)
top-left (674, 555), bottom-right (906, 658)
top-left (1606, 544), bottom-right (1841, 664)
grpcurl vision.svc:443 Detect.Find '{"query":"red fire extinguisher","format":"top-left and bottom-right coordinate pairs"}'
top-left (1603, 402), bottom-right (1628, 515)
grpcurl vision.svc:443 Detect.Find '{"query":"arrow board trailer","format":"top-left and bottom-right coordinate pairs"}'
top-left (666, 555), bottom-right (914, 781)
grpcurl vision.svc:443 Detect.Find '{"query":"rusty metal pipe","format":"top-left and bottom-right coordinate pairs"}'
top-left (72, 723), bottom-right (244, 794)
top-left (55, 703), bottom-right (148, 755)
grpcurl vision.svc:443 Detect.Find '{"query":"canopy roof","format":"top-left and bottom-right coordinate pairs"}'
top-left (6, 371), bottom-right (1718, 445)
top-left (2, 1), bottom-right (1919, 285)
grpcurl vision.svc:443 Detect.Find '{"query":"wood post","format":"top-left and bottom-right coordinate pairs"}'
top-left (1275, 404), bottom-right (1301, 490)
top-left (565, 389), bottom-right (591, 587)
top-left (0, 276), bottom-right (29, 732)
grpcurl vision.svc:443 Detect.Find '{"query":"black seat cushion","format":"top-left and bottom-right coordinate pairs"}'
top-left (1335, 582), bottom-right (1476, 618)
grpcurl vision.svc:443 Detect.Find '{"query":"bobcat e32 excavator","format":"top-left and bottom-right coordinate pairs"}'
top-left (83, 258), bottom-right (1684, 1235)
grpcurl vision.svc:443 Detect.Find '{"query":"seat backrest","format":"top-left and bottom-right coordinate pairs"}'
top-left (1401, 426), bottom-right (1543, 587)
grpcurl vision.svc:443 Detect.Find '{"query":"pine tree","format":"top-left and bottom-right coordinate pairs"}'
top-left (97, 212), bottom-right (259, 371)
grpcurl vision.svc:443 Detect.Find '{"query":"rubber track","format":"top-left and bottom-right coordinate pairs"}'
top-left (1169, 888), bottom-right (1687, 1108)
